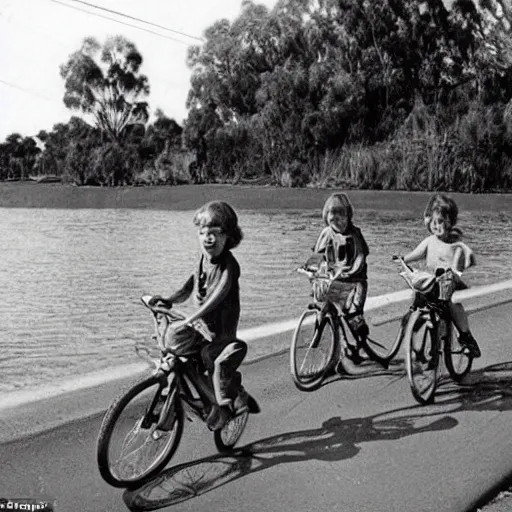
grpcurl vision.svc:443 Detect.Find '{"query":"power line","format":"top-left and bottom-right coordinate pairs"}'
top-left (0, 15), bottom-right (186, 89)
top-left (0, 78), bottom-right (54, 101)
top-left (49, 0), bottom-right (196, 46)
top-left (66, 0), bottom-right (203, 42)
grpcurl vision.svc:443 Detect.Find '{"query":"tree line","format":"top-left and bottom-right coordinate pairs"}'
top-left (2, 0), bottom-right (512, 191)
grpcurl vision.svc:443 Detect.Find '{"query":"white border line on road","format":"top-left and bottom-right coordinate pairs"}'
top-left (241, 278), bottom-right (512, 341)
top-left (0, 278), bottom-right (511, 411)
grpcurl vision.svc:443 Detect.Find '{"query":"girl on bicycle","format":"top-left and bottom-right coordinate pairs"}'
top-left (150, 201), bottom-right (248, 430)
top-left (402, 193), bottom-right (481, 358)
top-left (313, 192), bottom-right (370, 368)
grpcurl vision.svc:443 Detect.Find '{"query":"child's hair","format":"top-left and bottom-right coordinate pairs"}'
top-left (322, 193), bottom-right (354, 226)
top-left (423, 193), bottom-right (459, 232)
top-left (193, 201), bottom-right (243, 250)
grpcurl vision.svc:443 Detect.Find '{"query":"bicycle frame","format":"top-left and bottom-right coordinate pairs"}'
top-left (295, 266), bottom-right (372, 374)
top-left (137, 296), bottom-right (220, 428)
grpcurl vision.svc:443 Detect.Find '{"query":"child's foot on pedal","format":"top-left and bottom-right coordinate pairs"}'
top-left (459, 331), bottom-right (481, 358)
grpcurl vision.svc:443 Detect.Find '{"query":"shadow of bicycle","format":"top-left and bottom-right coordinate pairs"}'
top-left (123, 361), bottom-right (512, 511)
top-left (324, 356), bottom-right (406, 383)
top-left (435, 361), bottom-right (512, 411)
top-left (123, 408), bottom-right (456, 510)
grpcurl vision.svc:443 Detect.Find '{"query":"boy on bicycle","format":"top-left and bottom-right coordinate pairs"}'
top-left (313, 193), bottom-right (370, 368)
top-left (150, 201), bottom-right (249, 430)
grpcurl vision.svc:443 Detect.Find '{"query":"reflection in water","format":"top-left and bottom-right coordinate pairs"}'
top-left (0, 207), bottom-right (510, 392)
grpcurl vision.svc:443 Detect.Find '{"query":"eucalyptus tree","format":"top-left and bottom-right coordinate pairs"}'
top-left (35, 117), bottom-right (99, 180)
top-left (1, 133), bottom-right (41, 180)
top-left (60, 35), bottom-right (150, 143)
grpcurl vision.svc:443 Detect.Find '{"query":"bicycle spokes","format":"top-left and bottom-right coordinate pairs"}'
top-left (406, 312), bottom-right (439, 404)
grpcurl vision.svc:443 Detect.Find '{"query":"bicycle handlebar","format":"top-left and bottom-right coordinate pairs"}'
top-left (141, 295), bottom-right (214, 344)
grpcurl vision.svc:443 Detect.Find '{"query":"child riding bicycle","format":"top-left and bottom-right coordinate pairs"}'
top-left (401, 193), bottom-right (481, 358)
top-left (149, 201), bottom-right (249, 430)
top-left (311, 193), bottom-right (370, 369)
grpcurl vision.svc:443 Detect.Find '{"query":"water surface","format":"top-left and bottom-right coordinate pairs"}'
top-left (0, 206), bottom-right (510, 392)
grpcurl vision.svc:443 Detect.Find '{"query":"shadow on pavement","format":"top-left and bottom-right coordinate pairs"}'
top-left (123, 409), bottom-right (456, 510)
top-left (123, 361), bottom-right (512, 511)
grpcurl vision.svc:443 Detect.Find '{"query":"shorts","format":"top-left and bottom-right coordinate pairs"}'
top-left (334, 279), bottom-right (367, 314)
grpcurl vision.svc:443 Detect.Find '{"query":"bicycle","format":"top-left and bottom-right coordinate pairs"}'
top-left (96, 295), bottom-right (260, 488)
top-left (387, 257), bottom-right (474, 404)
top-left (290, 262), bottom-right (383, 392)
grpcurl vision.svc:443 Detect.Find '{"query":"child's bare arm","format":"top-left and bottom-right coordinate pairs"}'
top-left (452, 247), bottom-right (465, 274)
top-left (343, 253), bottom-right (365, 277)
top-left (403, 238), bottom-right (428, 263)
top-left (151, 275), bottom-right (194, 306)
top-left (313, 227), bottom-right (330, 253)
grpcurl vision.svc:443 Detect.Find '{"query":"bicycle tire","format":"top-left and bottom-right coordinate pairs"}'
top-left (444, 321), bottom-right (473, 382)
top-left (290, 309), bottom-right (339, 391)
top-left (97, 374), bottom-right (184, 488)
top-left (405, 310), bottom-right (439, 405)
top-left (214, 408), bottom-right (250, 452)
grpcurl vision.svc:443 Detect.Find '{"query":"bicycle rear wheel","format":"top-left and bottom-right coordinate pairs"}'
top-left (290, 309), bottom-right (339, 391)
top-left (97, 374), bottom-right (184, 488)
top-left (444, 321), bottom-right (473, 382)
top-left (405, 310), bottom-right (439, 405)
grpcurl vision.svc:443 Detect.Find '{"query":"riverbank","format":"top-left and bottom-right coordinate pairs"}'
top-left (0, 181), bottom-right (511, 212)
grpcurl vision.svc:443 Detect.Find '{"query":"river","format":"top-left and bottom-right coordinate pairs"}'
top-left (0, 206), bottom-right (510, 392)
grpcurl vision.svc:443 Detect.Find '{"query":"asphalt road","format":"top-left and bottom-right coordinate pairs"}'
top-left (2, 300), bottom-right (512, 512)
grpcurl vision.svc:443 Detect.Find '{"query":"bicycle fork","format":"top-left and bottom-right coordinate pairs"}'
top-left (150, 373), bottom-right (179, 432)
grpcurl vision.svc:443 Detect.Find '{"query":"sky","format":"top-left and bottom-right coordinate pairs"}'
top-left (0, 0), bottom-right (278, 141)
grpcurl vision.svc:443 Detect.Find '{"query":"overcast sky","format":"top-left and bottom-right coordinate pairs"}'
top-left (0, 0), bottom-right (278, 141)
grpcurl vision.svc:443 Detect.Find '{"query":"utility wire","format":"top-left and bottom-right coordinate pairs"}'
top-left (0, 78), bottom-right (54, 101)
top-left (49, 0), bottom-right (196, 46)
top-left (65, 0), bottom-right (203, 42)
top-left (0, 15), bottom-right (185, 89)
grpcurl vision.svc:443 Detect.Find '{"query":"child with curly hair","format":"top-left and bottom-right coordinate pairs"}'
top-left (402, 193), bottom-right (481, 357)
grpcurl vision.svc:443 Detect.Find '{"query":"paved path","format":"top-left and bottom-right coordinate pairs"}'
top-left (1, 299), bottom-right (512, 512)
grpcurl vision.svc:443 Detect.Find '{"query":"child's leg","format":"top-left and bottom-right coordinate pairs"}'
top-left (449, 302), bottom-right (469, 332)
top-left (345, 281), bottom-right (369, 339)
top-left (337, 282), bottom-right (369, 369)
top-left (448, 302), bottom-right (481, 357)
top-left (201, 340), bottom-right (247, 430)
top-left (208, 340), bottom-right (247, 406)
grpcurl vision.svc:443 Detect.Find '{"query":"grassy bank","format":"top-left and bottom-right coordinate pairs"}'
top-left (0, 182), bottom-right (511, 212)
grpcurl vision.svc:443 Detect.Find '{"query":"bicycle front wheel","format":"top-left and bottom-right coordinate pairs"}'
top-left (97, 374), bottom-right (184, 488)
top-left (444, 321), bottom-right (473, 382)
top-left (214, 408), bottom-right (249, 452)
top-left (405, 310), bottom-right (439, 405)
top-left (290, 309), bottom-right (339, 391)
